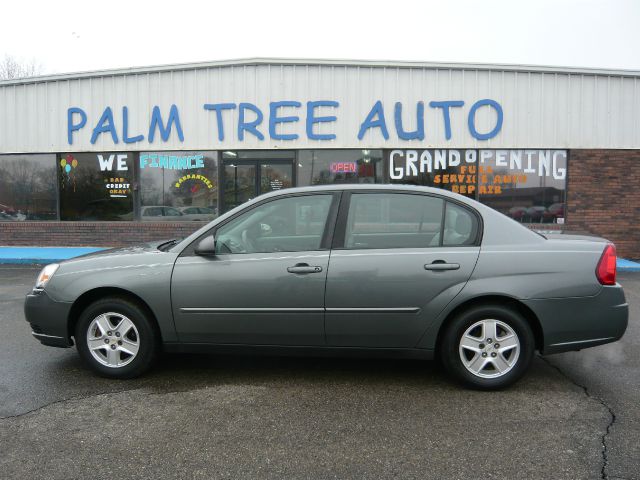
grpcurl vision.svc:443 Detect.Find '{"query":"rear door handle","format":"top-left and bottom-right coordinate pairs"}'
top-left (424, 261), bottom-right (460, 271)
top-left (287, 263), bottom-right (323, 274)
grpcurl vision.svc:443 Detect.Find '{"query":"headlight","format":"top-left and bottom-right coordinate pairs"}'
top-left (35, 264), bottom-right (59, 289)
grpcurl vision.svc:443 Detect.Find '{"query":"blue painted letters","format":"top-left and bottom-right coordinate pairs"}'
top-left (306, 101), bottom-right (339, 140)
top-left (467, 99), bottom-right (503, 140)
top-left (203, 103), bottom-right (237, 141)
top-left (67, 107), bottom-right (87, 145)
top-left (238, 103), bottom-right (265, 141)
top-left (148, 105), bottom-right (184, 143)
top-left (122, 106), bottom-right (144, 144)
top-left (269, 101), bottom-right (301, 140)
top-left (358, 101), bottom-right (389, 140)
top-left (429, 101), bottom-right (464, 140)
top-left (90, 107), bottom-right (118, 144)
top-left (394, 102), bottom-right (425, 140)
top-left (65, 97), bottom-right (504, 145)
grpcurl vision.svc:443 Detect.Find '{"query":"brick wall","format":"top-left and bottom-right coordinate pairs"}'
top-left (0, 222), bottom-right (206, 247)
top-left (568, 150), bottom-right (640, 259)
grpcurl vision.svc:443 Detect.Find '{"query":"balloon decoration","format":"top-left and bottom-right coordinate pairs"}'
top-left (60, 154), bottom-right (79, 192)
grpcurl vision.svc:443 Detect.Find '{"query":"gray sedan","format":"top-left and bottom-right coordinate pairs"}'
top-left (24, 185), bottom-right (628, 389)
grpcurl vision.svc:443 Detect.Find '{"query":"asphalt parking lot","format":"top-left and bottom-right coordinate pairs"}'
top-left (0, 265), bottom-right (638, 480)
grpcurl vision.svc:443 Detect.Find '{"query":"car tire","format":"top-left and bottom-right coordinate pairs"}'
top-left (75, 296), bottom-right (159, 379)
top-left (440, 304), bottom-right (535, 390)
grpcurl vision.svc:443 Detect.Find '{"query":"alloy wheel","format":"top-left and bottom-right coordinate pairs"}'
top-left (86, 312), bottom-right (140, 368)
top-left (458, 319), bottom-right (521, 378)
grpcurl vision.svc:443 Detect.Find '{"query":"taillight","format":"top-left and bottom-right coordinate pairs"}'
top-left (596, 244), bottom-right (617, 285)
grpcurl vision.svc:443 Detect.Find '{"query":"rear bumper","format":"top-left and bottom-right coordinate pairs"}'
top-left (524, 284), bottom-right (628, 354)
top-left (24, 289), bottom-right (73, 348)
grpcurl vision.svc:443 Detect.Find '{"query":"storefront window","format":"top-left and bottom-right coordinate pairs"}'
top-left (386, 149), bottom-right (567, 223)
top-left (298, 150), bottom-right (383, 186)
top-left (0, 154), bottom-right (57, 221)
top-left (478, 150), bottom-right (567, 224)
top-left (59, 152), bottom-right (134, 221)
top-left (140, 151), bottom-right (219, 222)
top-left (387, 149), bottom-right (477, 198)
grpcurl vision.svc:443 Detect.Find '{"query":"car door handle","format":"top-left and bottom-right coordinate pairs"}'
top-left (287, 263), bottom-right (323, 274)
top-left (424, 261), bottom-right (460, 271)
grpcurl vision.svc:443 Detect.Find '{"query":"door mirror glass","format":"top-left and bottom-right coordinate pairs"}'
top-left (194, 235), bottom-right (217, 256)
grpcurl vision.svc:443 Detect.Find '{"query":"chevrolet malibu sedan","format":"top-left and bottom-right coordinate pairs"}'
top-left (25, 185), bottom-right (628, 389)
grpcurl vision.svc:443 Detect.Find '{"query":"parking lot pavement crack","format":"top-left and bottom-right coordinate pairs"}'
top-left (0, 386), bottom-right (236, 421)
top-left (540, 356), bottom-right (617, 480)
top-left (0, 388), bottom-right (147, 421)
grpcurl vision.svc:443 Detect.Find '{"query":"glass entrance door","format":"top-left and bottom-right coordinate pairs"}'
top-left (223, 162), bottom-right (257, 211)
top-left (222, 158), bottom-right (294, 213)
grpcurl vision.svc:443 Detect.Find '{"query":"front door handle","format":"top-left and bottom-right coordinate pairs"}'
top-left (287, 263), bottom-right (323, 274)
top-left (424, 261), bottom-right (460, 271)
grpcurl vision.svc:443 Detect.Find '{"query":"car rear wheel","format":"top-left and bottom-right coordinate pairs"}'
top-left (440, 304), bottom-right (534, 390)
top-left (75, 297), bottom-right (159, 379)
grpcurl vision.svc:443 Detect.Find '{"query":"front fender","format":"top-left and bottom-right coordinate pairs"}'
top-left (45, 252), bottom-right (179, 342)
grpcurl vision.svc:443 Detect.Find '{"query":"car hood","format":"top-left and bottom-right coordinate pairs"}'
top-left (61, 239), bottom-right (172, 263)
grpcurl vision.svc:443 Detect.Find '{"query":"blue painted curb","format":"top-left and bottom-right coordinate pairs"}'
top-left (618, 258), bottom-right (640, 272)
top-left (0, 247), bottom-right (106, 264)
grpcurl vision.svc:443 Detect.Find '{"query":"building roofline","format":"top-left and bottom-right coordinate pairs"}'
top-left (2, 57), bottom-right (640, 86)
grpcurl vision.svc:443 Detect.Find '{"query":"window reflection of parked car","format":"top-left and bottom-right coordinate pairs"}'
top-left (507, 206), bottom-right (528, 221)
top-left (140, 206), bottom-right (185, 222)
top-left (0, 203), bottom-right (25, 221)
top-left (0, 212), bottom-right (18, 221)
top-left (526, 206), bottom-right (547, 223)
top-left (178, 206), bottom-right (217, 221)
top-left (546, 203), bottom-right (565, 220)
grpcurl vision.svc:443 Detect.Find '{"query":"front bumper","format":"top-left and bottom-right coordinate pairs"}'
top-left (24, 289), bottom-right (73, 348)
top-left (524, 284), bottom-right (629, 354)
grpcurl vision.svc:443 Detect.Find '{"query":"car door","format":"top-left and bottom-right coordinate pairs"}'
top-left (324, 191), bottom-right (481, 348)
top-left (171, 192), bottom-right (339, 345)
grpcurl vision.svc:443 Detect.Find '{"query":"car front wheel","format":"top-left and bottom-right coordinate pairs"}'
top-left (75, 297), bottom-right (159, 379)
top-left (440, 304), bottom-right (535, 390)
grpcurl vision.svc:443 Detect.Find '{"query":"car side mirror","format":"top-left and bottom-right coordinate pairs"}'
top-left (194, 235), bottom-right (216, 257)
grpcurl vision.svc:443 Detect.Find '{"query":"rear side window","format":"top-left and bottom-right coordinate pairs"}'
top-left (345, 193), bottom-right (444, 249)
top-left (442, 202), bottom-right (479, 246)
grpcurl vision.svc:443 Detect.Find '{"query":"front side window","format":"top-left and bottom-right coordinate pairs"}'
top-left (215, 194), bottom-right (334, 254)
top-left (344, 193), bottom-right (444, 249)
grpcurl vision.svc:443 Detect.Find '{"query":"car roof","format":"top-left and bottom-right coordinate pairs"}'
top-left (260, 183), bottom-right (466, 199)
top-left (258, 183), bottom-right (485, 208)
